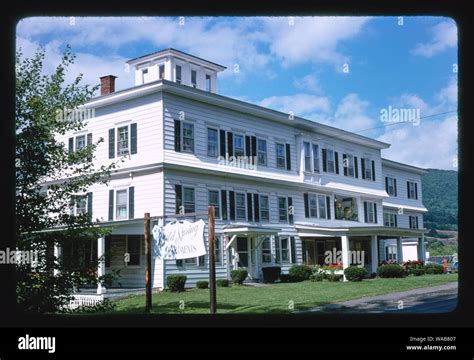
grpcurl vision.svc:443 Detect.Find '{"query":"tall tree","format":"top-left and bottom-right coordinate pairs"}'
top-left (16, 46), bottom-right (119, 312)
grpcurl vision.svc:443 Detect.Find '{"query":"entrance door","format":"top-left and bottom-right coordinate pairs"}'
top-left (306, 240), bottom-right (316, 265)
top-left (316, 241), bottom-right (326, 265)
top-left (236, 237), bottom-right (249, 268)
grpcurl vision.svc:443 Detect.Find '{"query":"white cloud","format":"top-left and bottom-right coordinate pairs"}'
top-left (293, 74), bottom-right (322, 93)
top-left (330, 93), bottom-right (376, 132)
top-left (411, 20), bottom-right (457, 58)
top-left (259, 93), bottom-right (331, 117)
top-left (436, 77), bottom-right (457, 105)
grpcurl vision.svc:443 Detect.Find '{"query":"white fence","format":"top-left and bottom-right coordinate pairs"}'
top-left (66, 294), bottom-right (104, 310)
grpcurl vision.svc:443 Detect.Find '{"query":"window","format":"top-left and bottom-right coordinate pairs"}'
top-left (116, 189), bottom-right (128, 220)
top-left (214, 237), bottom-right (222, 265)
top-left (205, 74), bottom-right (211, 91)
top-left (259, 195), bottom-right (269, 221)
top-left (278, 197), bottom-right (288, 222)
top-left (309, 193), bottom-right (318, 217)
top-left (318, 194), bottom-right (327, 219)
top-left (75, 135), bottom-right (86, 151)
top-left (234, 135), bottom-right (245, 158)
top-left (126, 236), bottom-right (140, 266)
top-left (275, 143), bottom-right (285, 168)
top-left (326, 149), bottom-right (335, 173)
top-left (312, 144), bottom-right (320, 172)
top-left (158, 64), bottom-right (165, 80)
top-left (257, 139), bottom-right (267, 166)
top-left (363, 158), bottom-right (373, 180)
top-left (117, 126), bottom-right (129, 156)
top-left (280, 237), bottom-right (290, 263)
top-left (386, 177), bottom-right (397, 196)
top-left (175, 65), bottom-right (182, 84)
top-left (183, 187), bottom-right (195, 213)
top-left (141, 68), bottom-right (149, 83)
top-left (304, 142), bottom-right (311, 171)
top-left (208, 190), bottom-right (220, 219)
top-left (384, 212), bottom-right (397, 227)
top-left (409, 215), bottom-right (418, 229)
top-left (308, 193), bottom-right (329, 219)
top-left (184, 257), bottom-right (197, 266)
top-left (386, 245), bottom-right (397, 261)
top-left (191, 70), bottom-right (197, 88)
top-left (207, 128), bottom-right (218, 157)
top-left (76, 196), bottom-right (87, 215)
top-left (343, 154), bottom-right (355, 177)
top-left (261, 237), bottom-right (272, 263)
top-left (407, 181), bottom-right (417, 199)
top-left (182, 122), bottom-right (194, 153)
top-left (365, 201), bottom-right (376, 223)
top-left (236, 193), bottom-right (246, 221)
top-left (334, 196), bottom-right (358, 221)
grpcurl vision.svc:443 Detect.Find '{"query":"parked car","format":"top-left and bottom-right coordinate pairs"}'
top-left (447, 261), bottom-right (459, 273)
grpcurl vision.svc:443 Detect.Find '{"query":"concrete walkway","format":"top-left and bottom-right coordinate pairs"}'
top-left (303, 282), bottom-right (458, 314)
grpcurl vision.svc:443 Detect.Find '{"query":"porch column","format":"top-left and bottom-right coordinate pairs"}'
top-left (255, 236), bottom-right (260, 280)
top-left (341, 235), bottom-right (350, 281)
top-left (53, 243), bottom-right (62, 276)
top-left (396, 237), bottom-right (403, 263)
top-left (370, 235), bottom-right (379, 274)
top-left (97, 236), bottom-right (106, 295)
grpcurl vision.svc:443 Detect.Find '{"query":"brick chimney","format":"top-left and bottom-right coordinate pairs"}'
top-left (100, 75), bottom-right (117, 96)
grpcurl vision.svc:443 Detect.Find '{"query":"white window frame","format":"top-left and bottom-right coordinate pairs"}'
top-left (183, 186), bottom-right (196, 214)
top-left (71, 194), bottom-right (88, 216)
top-left (175, 64), bottom-right (182, 84)
top-left (384, 212), bottom-right (396, 227)
top-left (208, 189), bottom-right (221, 219)
top-left (205, 74), bottom-right (212, 92)
top-left (214, 236), bottom-right (223, 265)
top-left (141, 68), bottom-right (149, 83)
top-left (181, 121), bottom-right (195, 153)
top-left (235, 192), bottom-right (246, 221)
top-left (408, 181), bottom-right (416, 199)
top-left (308, 192), bottom-right (328, 219)
top-left (312, 144), bottom-right (320, 173)
top-left (363, 158), bottom-right (373, 180)
top-left (344, 154), bottom-right (355, 177)
top-left (409, 215), bottom-right (418, 229)
top-left (303, 142), bottom-right (311, 172)
top-left (116, 125), bottom-right (130, 156)
top-left (257, 138), bottom-right (267, 166)
top-left (75, 134), bottom-right (86, 152)
top-left (115, 188), bottom-right (128, 220)
top-left (386, 245), bottom-right (397, 261)
top-left (259, 195), bottom-right (270, 222)
top-left (325, 148), bottom-right (335, 173)
top-left (365, 201), bottom-right (376, 223)
top-left (276, 142), bottom-right (286, 169)
top-left (278, 237), bottom-right (291, 263)
top-left (278, 196), bottom-right (288, 223)
top-left (233, 134), bottom-right (245, 158)
top-left (158, 64), bottom-right (165, 80)
top-left (386, 176), bottom-right (396, 196)
top-left (207, 127), bottom-right (219, 158)
top-left (261, 237), bottom-right (272, 264)
top-left (191, 69), bottom-right (197, 88)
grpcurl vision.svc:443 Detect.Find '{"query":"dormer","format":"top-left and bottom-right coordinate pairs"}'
top-left (126, 48), bottom-right (226, 93)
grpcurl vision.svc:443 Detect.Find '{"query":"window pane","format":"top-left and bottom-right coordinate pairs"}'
top-left (184, 187), bottom-right (195, 213)
top-left (236, 193), bottom-right (246, 220)
top-left (312, 144), bottom-right (319, 172)
top-left (207, 128), bottom-right (218, 157)
top-left (276, 143), bottom-right (285, 168)
top-left (234, 135), bottom-right (244, 157)
top-left (117, 126), bottom-right (129, 155)
top-left (182, 123), bottom-right (194, 152)
top-left (75, 135), bottom-right (86, 151)
top-left (260, 195), bottom-right (269, 221)
top-left (257, 139), bottom-right (267, 165)
top-left (309, 194), bottom-right (318, 217)
top-left (327, 150), bottom-right (335, 173)
top-left (278, 197), bottom-right (287, 221)
top-left (304, 142), bottom-right (311, 171)
top-left (318, 195), bottom-right (327, 219)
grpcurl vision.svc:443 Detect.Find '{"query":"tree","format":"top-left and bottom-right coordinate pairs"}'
top-left (16, 46), bottom-right (119, 313)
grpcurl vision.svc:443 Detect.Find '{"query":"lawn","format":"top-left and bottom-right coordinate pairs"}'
top-left (107, 274), bottom-right (458, 314)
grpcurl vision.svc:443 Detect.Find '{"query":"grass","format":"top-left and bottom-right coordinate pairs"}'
top-left (105, 273), bottom-right (458, 314)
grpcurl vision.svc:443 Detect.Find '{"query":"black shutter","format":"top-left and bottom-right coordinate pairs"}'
top-left (227, 132), bottom-right (234, 157)
top-left (394, 178), bottom-right (397, 196)
top-left (374, 203), bottom-right (377, 224)
top-left (290, 237), bottom-right (296, 264)
top-left (221, 190), bottom-right (227, 220)
top-left (326, 196), bottom-right (331, 219)
top-left (219, 130), bottom-right (226, 157)
top-left (68, 137), bottom-right (74, 153)
top-left (394, 214), bottom-right (398, 227)
top-left (229, 191), bottom-right (235, 221)
top-left (371, 160), bottom-right (376, 181)
top-left (87, 192), bottom-right (93, 220)
top-left (175, 184), bottom-right (182, 214)
top-left (304, 193), bottom-right (309, 218)
top-left (251, 136), bottom-right (257, 159)
top-left (245, 136), bottom-right (251, 157)
top-left (335, 152), bottom-right (339, 174)
top-left (246, 193), bottom-right (253, 222)
top-left (407, 181), bottom-right (410, 199)
top-left (288, 197), bottom-right (293, 224)
top-left (253, 194), bottom-right (260, 222)
top-left (128, 186), bottom-right (134, 219)
top-left (130, 123), bottom-right (137, 155)
top-left (385, 177), bottom-right (389, 193)
top-left (108, 190), bottom-right (114, 221)
top-left (363, 201), bottom-right (368, 223)
top-left (322, 149), bottom-right (327, 172)
top-left (285, 144), bottom-right (291, 170)
top-left (343, 154), bottom-right (348, 176)
top-left (174, 120), bottom-right (181, 152)
top-left (415, 216), bottom-right (419, 229)
top-left (415, 183), bottom-right (418, 200)
top-left (361, 159), bottom-right (366, 179)
top-left (108, 128), bottom-right (115, 159)
top-left (354, 156), bottom-right (359, 178)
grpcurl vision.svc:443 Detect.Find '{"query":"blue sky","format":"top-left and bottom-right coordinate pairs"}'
top-left (16, 16), bottom-right (458, 169)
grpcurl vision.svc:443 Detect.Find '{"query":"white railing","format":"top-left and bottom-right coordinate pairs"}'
top-left (66, 294), bottom-right (104, 310)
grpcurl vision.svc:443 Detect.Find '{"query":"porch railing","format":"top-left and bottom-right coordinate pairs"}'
top-left (66, 294), bottom-right (104, 310)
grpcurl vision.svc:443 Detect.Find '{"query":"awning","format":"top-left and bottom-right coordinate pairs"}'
top-left (382, 201), bottom-right (428, 212)
top-left (222, 225), bottom-right (281, 236)
top-left (295, 224), bottom-right (427, 238)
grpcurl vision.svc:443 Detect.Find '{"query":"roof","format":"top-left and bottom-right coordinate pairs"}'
top-left (126, 48), bottom-right (227, 70)
top-left (382, 158), bottom-right (427, 174)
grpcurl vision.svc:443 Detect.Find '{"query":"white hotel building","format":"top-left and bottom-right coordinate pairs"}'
top-left (58, 48), bottom-right (428, 291)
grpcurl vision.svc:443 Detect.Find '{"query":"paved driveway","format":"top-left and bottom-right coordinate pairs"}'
top-left (304, 282), bottom-right (458, 314)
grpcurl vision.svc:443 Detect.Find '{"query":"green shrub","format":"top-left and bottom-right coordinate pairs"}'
top-left (216, 279), bottom-right (229, 287)
top-left (262, 266), bottom-right (281, 283)
top-left (280, 274), bottom-right (304, 283)
top-left (327, 274), bottom-right (343, 282)
top-left (377, 264), bottom-right (406, 278)
top-left (344, 266), bottom-right (368, 281)
top-left (411, 268), bottom-right (425, 276)
top-left (424, 264), bottom-right (445, 274)
top-left (309, 273), bottom-right (324, 282)
top-left (196, 280), bottom-right (209, 289)
top-left (166, 275), bottom-right (187, 292)
top-left (230, 268), bottom-right (248, 285)
top-left (288, 265), bottom-right (313, 280)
